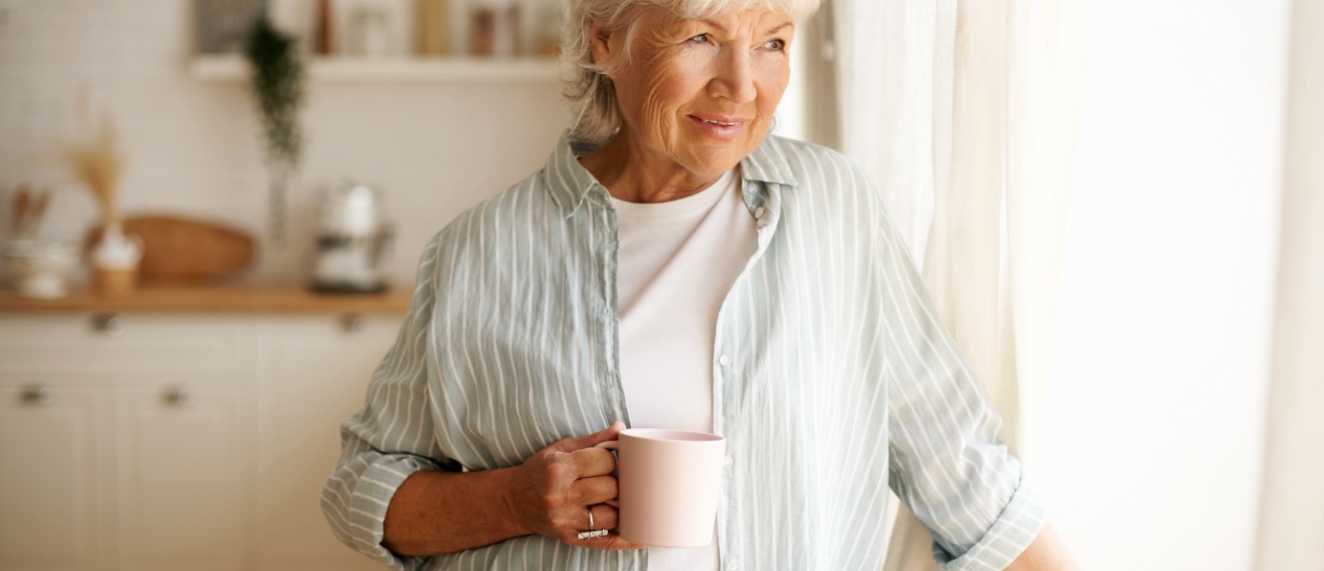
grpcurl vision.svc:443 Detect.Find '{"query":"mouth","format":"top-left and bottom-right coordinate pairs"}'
top-left (688, 114), bottom-right (749, 140)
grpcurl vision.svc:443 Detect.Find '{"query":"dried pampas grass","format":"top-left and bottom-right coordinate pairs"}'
top-left (60, 112), bottom-right (127, 230)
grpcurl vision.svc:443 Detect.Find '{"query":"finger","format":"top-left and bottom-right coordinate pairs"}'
top-left (552, 420), bottom-right (627, 453)
top-left (565, 447), bottom-right (617, 478)
top-left (571, 475), bottom-right (619, 506)
top-left (585, 503), bottom-right (618, 531)
top-left (577, 531), bottom-right (645, 551)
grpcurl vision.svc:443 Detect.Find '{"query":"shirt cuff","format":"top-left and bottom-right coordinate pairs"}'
top-left (348, 454), bottom-right (442, 570)
top-left (934, 471), bottom-right (1050, 571)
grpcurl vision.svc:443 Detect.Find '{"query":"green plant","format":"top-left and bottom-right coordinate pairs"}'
top-left (244, 13), bottom-right (305, 247)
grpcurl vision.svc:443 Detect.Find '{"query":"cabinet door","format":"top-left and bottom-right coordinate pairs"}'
top-left (114, 388), bottom-right (244, 571)
top-left (0, 387), bottom-right (106, 571)
top-left (254, 315), bottom-right (402, 571)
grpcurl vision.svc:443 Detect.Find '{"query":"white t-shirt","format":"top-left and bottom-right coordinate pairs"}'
top-left (609, 166), bottom-right (756, 571)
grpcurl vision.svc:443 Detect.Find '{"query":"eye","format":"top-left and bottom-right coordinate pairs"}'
top-left (764, 39), bottom-right (786, 52)
top-left (689, 33), bottom-right (710, 43)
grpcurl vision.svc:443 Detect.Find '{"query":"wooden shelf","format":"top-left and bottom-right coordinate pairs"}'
top-left (0, 282), bottom-right (413, 314)
top-left (189, 54), bottom-right (560, 82)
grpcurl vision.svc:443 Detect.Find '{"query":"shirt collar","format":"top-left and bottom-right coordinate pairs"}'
top-left (542, 130), bottom-right (800, 217)
top-left (739, 133), bottom-right (799, 187)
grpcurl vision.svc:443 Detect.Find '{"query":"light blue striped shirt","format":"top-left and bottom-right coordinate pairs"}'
top-left (322, 132), bottom-right (1047, 571)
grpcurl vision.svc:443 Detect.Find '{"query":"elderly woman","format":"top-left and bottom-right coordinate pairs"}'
top-left (322, 0), bottom-right (1080, 570)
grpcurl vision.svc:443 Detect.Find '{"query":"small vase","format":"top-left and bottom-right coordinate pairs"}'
top-left (92, 224), bottom-right (143, 297)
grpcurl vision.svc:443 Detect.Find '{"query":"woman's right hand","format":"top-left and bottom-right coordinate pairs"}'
top-left (506, 420), bottom-right (643, 550)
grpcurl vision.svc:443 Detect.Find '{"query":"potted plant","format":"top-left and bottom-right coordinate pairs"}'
top-left (245, 13), bottom-right (306, 249)
top-left (61, 110), bottom-right (141, 296)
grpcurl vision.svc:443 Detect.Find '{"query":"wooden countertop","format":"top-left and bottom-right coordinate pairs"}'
top-left (0, 282), bottom-right (413, 314)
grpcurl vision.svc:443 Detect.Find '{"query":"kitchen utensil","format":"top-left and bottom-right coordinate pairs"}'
top-left (346, 5), bottom-right (392, 57)
top-left (310, 181), bottom-right (394, 293)
top-left (84, 215), bottom-right (255, 284)
top-left (416, 0), bottom-right (450, 55)
top-left (469, 0), bottom-right (519, 56)
top-left (10, 185), bottom-right (52, 239)
top-left (3, 240), bottom-right (77, 299)
top-left (196, 0), bottom-right (266, 54)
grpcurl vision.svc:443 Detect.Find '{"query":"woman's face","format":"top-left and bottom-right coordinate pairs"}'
top-left (595, 7), bottom-right (794, 179)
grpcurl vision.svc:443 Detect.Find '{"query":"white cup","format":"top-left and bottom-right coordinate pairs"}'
top-left (595, 428), bottom-right (726, 547)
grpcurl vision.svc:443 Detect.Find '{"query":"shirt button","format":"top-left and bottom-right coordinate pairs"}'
top-left (724, 455), bottom-right (734, 468)
top-left (727, 559), bottom-right (741, 571)
top-left (754, 206), bottom-right (766, 219)
top-left (718, 354), bottom-right (732, 367)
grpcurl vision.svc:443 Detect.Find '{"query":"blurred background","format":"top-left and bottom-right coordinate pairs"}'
top-left (1, 1), bottom-right (1320, 571)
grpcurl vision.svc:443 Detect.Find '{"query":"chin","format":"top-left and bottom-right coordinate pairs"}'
top-left (682, 143), bottom-right (746, 175)
top-left (683, 153), bottom-right (741, 177)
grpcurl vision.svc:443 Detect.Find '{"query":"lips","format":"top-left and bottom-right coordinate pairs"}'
top-left (698, 117), bottom-right (738, 126)
top-left (688, 113), bottom-right (750, 140)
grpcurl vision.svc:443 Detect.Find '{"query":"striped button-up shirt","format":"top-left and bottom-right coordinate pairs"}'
top-left (322, 132), bottom-right (1047, 571)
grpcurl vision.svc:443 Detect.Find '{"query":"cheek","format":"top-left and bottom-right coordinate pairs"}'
top-left (639, 62), bottom-right (710, 135)
top-left (754, 60), bottom-right (790, 117)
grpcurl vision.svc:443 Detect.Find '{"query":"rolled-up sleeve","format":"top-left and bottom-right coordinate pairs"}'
top-left (321, 234), bottom-right (460, 571)
top-left (876, 212), bottom-right (1049, 571)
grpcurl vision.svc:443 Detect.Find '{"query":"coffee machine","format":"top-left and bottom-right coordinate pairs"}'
top-left (310, 181), bottom-right (393, 293)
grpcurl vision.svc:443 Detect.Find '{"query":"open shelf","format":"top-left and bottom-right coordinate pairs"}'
top-left (189, 54), bottom-right (561, 82)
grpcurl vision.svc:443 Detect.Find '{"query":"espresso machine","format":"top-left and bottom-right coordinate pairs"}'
top-left (310, 181), bottom-right (394, 293)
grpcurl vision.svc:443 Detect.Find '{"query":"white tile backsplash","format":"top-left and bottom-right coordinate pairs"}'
top-left (0, 0), bottom-right (569, 284)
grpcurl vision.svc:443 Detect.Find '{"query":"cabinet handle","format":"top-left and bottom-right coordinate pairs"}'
top-left (339, 314), bottom-right (373, 337)
top-left (162, 386), bottom-right (196, 407)
top-left (20, 385), bottom-right (54, 406)
top-left (90, 313), bottom-right (124, 336)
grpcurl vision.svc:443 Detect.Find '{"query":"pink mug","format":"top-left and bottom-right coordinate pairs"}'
top-left (595, 428), bottom-right (726, 547)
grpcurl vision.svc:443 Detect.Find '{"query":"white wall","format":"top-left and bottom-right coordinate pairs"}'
top-left (0, 0), bottom-right (568, 283)
top-left (1040, 1), bottom-right (1288, 570)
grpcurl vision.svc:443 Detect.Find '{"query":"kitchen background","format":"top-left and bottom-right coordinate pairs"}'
top-left (1, 0), bottom-right (588, 284)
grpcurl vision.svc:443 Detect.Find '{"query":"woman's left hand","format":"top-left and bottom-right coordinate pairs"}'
top-left (505, 420), bottom-right (644, 550)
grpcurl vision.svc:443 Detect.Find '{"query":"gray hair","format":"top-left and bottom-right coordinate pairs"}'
top-left (559, 0), bottom-right (823, 145)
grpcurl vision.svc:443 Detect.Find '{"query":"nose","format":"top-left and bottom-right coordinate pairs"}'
top-left (710, 47), bottom-right (757, 104)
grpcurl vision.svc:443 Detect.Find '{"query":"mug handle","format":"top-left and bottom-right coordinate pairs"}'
top-left (594, 440), bottom-right (621, 508)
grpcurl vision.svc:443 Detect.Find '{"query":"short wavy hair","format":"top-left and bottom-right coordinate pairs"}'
top-left (560, 0), bottom-right (823, 145)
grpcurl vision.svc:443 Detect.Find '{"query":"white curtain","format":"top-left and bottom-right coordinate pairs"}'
top-left (830, 0), bottom-right (1085, 568)
top-left (1253, 1), bottom-right (1324, 570)
top-left (830, 0), bottom-right (954, 266)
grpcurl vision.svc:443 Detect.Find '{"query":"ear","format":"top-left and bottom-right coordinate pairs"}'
top-left (588, 22), bottom-right (615, 70)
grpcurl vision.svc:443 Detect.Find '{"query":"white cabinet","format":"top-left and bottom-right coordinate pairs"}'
top-left (114, 388), bottom-right (246, 571)
top-left (0, 312), bottom-right (401, 571)
top-left (253, 316), bottom-right (400, 571)
top-left (0, 387), bottom-right (108, 571)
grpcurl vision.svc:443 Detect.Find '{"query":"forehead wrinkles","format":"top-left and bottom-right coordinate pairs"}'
top-left (639, 10), bottom-right (786, 53)
top-left (606, 6), bottom-right (792, 83)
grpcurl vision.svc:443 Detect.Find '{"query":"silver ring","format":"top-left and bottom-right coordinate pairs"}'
top-left (576, 507), bottom-right (608, 540)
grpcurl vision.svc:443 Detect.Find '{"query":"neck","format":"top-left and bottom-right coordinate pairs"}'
top-left (578, 127), bottom-right (726, 204)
